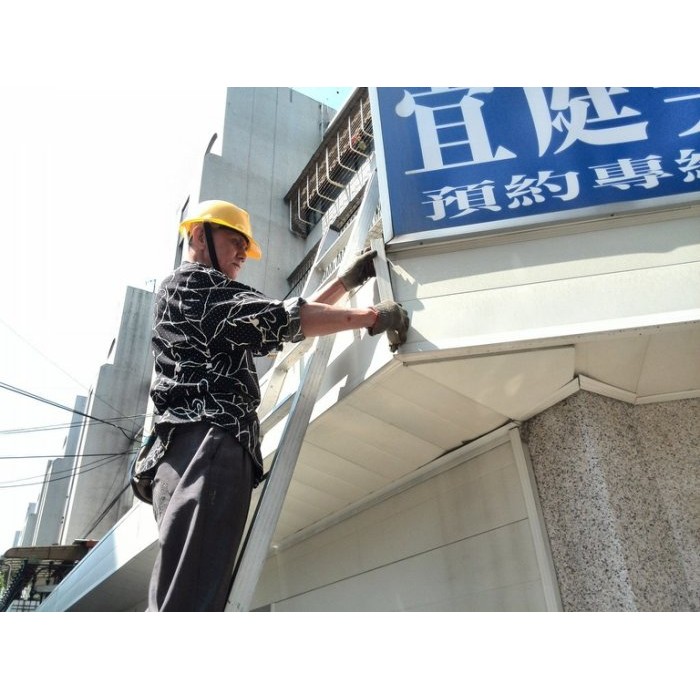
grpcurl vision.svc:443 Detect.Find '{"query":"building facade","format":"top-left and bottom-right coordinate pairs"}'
top-left (32, 395), bottom-right (87, 546)
top-left (60, 285), bottom-right (154, 544)
top-left (37, 87), bottom-right (699, 612)
top-left (2, 286), bottom-right (154, 610)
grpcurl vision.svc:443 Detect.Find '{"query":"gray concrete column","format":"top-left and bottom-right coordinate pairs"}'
top-left (522, 390), bottom-right (699, 611)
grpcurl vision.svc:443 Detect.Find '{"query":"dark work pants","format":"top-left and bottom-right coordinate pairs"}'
top-left (147, 423), bottom-right (254, 612)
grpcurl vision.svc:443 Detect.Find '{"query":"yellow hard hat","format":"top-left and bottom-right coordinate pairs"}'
top-left (179, 200), bottom-right (262, 260)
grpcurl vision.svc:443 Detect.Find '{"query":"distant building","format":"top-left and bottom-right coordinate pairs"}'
top-left (60, 286), bottom-right (154, 544)
top-left (2, 286), bottom-right (153, 611)
top-left (32, 395), bottom-right (86, 546)
top-left (18, 503), bottom-right (37, 547)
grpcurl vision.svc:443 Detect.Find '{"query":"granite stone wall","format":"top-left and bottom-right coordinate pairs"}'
top-left (522, 391), bottom-right (699, 611)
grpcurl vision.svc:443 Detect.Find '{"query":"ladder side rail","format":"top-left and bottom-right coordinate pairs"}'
top-left (226, 170), bottom-right (380, 612)
top-left (370, 232), bottom-right (395, 305)
top-left (226, 334), bottom-right (334, 611)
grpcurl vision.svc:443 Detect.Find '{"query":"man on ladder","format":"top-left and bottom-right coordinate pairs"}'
top-left (135, 199), bottom-right (408, 612)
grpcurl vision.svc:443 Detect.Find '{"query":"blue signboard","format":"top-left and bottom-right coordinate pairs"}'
top-left (370, 88), bottom-right (700, 244)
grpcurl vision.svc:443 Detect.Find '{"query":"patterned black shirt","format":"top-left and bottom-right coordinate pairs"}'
top-left (149, 261), bottom-right (306, 485)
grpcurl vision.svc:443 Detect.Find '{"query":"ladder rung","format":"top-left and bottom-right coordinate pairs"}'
top-left (259, 392), bottom-right (294, 434)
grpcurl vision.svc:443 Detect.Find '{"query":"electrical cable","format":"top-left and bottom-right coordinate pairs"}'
top-left (0, 450), bottom-right (134, 489)
top-left (0, 452), bottom-right (134, 460)
top-left (0, 413), bottom-right (153, 436)
top-left (81, 477), bottom-right (133, 539)
top-left (0, 380), bottom-right (139, 443)
top-left (0, 321), bottom-right (151, 540)
top-left (81, 443), bottom-right (143, 538)
top-left (0, 315), bottom-right (147, 433)
top-left (0, 420), bottom-right (93, 435)
top-left (0, 451), bottom-right (120, 486)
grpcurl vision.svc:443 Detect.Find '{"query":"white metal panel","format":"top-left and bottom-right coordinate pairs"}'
top-left (254, 437), bottom-right (555, 611)
top-left (37, 501), bottom-right (157, 612)
top-left (322, 402), bottom-right (441, 463)
top-left (290, 454), bottom-right (377, 503)
top-left (409, 347), bottom-right (575, 419)
top-left (363, 364), bottom-right (509, 444)
top-left (398, 264), bottom-right (700, 356)
top-left (272, 521), bottom-right (544, 612)
top-left (343, 381), bottom-right (464, 450)
top-left (576, 336), bottom-right (650, 392)
top-left (260, 522), bottom-right (366, 604)
top-left (297, 442), bottom-right (389, 493)
top-left (283, 481), bottom-right (348, 518)
top-left (637, 328), bottom-right (700, 397)
top-left (354, 445), bottom-right (526, 573)
top-left (391, 215), bottom-right (700, 303)
top-left (511, 430), bottom-right (563, 611)
top-left (274, 510), bottom-right (313, 540)
top-left (305, 406), bottom-right (435, 478)
top-left (575, 328), bottom-right (700, 399)
top-left (579, 375), bottom-right (639, 404)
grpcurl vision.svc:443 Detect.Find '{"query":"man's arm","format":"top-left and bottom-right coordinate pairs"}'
top-left (300, 300), bottom-right (409, 353)
top-left (300, 302), bottom-right (378, 337)
top-left (306, 278), bottom-right (348, 307)
top-left (306, 249), bottom-right (378, 307)
top-left (297, 249), bottom-right (409, 348)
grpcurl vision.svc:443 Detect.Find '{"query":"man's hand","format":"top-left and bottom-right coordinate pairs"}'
top-left (338, 249), bottom-right (377, 291)
top-left (368, 300), bottom-right (410, 351)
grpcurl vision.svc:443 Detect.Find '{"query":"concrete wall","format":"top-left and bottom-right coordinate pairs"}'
top-left (253, 431), bottom-right (560, 611)
top-left (199, 87), bottom-right (333, 301)
top-left (19, 503), bottom-right (37, 547)
top-left (32, 395), bottom-right (87, 545)
top-left (34, 458), bottom-right (69, 545)
top-left (522, 390), bottom-right (699, 611)
top-left (61, 287), bottom-right (154, 544)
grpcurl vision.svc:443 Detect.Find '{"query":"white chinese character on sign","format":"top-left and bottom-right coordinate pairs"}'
top-left (591, 155), bottom-right (672, 189)
top-left (524, 88), bottom-right (649, 156)
top-left (396, 88), bottom-right (516, 173)
top-left (423, 182), bottom-right (501, 220)
top-left (676, 148), bottom-right (700, 182)
top-left (662, 91), bottom-right (700, 137)
top-left (505, 171), bottom-right (580, 208)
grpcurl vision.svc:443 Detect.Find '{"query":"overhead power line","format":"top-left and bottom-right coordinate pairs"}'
top-left (0, 420), bottom-right (89, 435)
top-left (82, 447), bottom-right (141, 539)
top-left (0, 452), bottom-right (135, 460)
top-left (0, 451), bottom-right (116, 486)
top-left (0, 413), bottom-right (152, 436)
top-left (0, 380), bottom-right (139, 443)
top-left (0, 451), bottom-right (133, 489)
top-left (82, 478), bottom-right (133, 539)
top-left (0, 315), bottom-right (144, 429)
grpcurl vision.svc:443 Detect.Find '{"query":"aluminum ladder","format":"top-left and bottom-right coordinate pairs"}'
top-left (226, 169), bottom-right (393, 611)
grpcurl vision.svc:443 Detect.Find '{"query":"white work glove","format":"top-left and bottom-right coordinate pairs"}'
top-left (338, 249), bottom-right (377, 291)
top-left (368, 300), bottom-right (409, 352)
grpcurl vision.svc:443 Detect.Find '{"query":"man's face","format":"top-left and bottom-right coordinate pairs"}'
top-left (188, 223), bottom-right (250, 280)
top-left (212, 226), bottom-right (249, 280)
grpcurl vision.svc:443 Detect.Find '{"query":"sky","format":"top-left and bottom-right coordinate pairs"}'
top-left (0, 86), bottom-right (352, 554)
